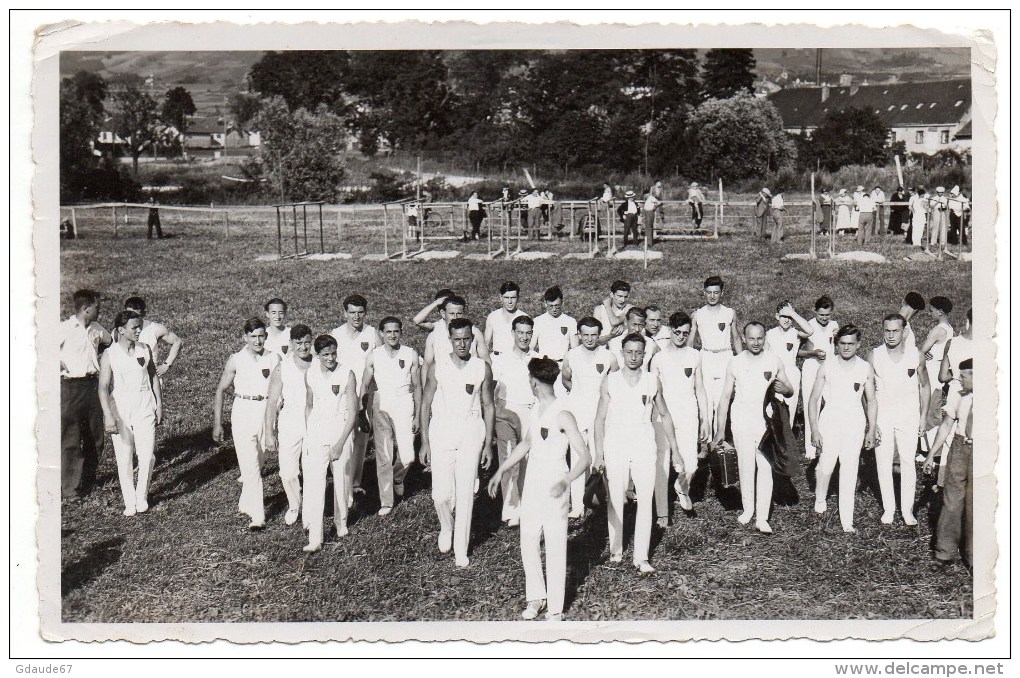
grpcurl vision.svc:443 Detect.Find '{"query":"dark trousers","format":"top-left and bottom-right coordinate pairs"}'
top-left (61, 377), bottom-right (105, 497)
top-left (147, 209), bottom-right (163, 238)
top-left (935, 436), bottom-right (972, 564)
top-left (622, 213), bottom-right (639, 245)
top-left (948, 212), bottom-right (967, 246)
top-left (469, 211), bottom-right (484, 239)
top-left (756, 213), bottom-right (769, 237)
top-left (820, 206), bottom-right (832, 233)
top-left (691, 204), bottom-right (703, 227)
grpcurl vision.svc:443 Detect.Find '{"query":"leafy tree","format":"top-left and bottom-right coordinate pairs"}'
top-left (701, 48), bottom-right (756, 99)
top-left (111, 85), bottom-right (160, 176)
top-left (253, 96), bottom-right (348, 202)
top-left (249, 51), bottom-right (350, 114)
top-left (807, 107), bottom-right (890, 171)
top-left (60, 71), bottom-right (108, 201)
top-left (229, 92), bottom-right (261, 127)
top-left (687, 91), bottom-right (795, 179)
top-left (161, 86), bottom-right (196, 133)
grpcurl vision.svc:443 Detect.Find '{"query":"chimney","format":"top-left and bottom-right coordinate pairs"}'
top-left (821, 84), bottom-right (830, 103)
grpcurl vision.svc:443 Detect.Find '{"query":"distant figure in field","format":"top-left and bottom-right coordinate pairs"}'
top-left (147, 197), bottom-right (164, 240)
top-left (770, 189), bottom-right (786, 243)
top-left (687, 182), bottom-right (706, 229)
top-left (834, 189), bottom-right (853, 232)
top-left (617, 190), bottom-right (641, 247)
top-left (889, 185), bottom-right (910, 236)
top-left (819, 188), bottom-right (832, 235)
top-left (870, 185), bottom-right (886, 235)
top-left (754, 188), bottom-right (771, 237)
top-left (908, 186), bottom-right (928, 247)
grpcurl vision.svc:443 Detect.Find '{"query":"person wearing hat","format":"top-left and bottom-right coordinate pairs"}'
top-left (518, 189), bottom-right (530, 235)
top-left (908, 186), bottom-right (928, 247)
top-left (525, 188), bottom-right (545, 239)
top-left (930, 187), bottom-right (949, 250)
top-left (870, 185), bottom-right (886, 236)
top-left (849, 185), bottom-right (865, 234)
top-left (687, 182), bottom-right (706, 229)
top-left (819, 188), bottom-right (833, 235)
top-left (769, 189), bottom-right (786, 243)
top-left (889, 186), bottom-right (910, 236)
top-left (643, 189), bottom-right (662, 243)
top-left (754, 188), bottom-right (772, 238)
top-left (855, 187), bottom-right (875, 246)
top-left (616, 190), bottom-right (641, 247)
top-left (834, 189), bottom-right (853, 232)
top-left (947, 186), bottom-right (970, 246)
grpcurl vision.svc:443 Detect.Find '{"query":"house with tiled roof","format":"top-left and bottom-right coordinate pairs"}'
top-left (182, 116), bottom-right (259, 150)
top-left (769, 78), bottom-right (971, 155)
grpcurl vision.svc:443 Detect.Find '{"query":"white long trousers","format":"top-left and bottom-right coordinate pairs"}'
top-left (430, 416), bottom-right (486, 561)
top-left (303, 437), bottom-right (353, 547)
top-left (277, 412), bottom-right (304, 513)
top-left (816, 413), bottom-right (866, 530)
top-left (605, 428), bottom-right (656, 564)
top-left (731, 407), bottom-right (772, 521)
top-left (496, 403), bottom-right (532, 521)
top-left (802, 360), bottom-right (822, 458)
top-left (375, 395), bottom-right (415, 508)
top-left (520, 471), bottom-right (569, 615)
top-left (231, 399), bottom-right (266, 523)
top-left (875, 418), bottom-right (918, 518)
top-left (653, 403), bottom-right (698, 516)
top-left (111, 410), bottom-right (156, 511)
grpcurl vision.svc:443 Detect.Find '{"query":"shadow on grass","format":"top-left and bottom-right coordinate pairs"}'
top-left (62, 536), bottom-right (125, 598)
top-left (150, 431), bottom-right (237, 505)
top-left (565, 509), bottom-right (610, 612)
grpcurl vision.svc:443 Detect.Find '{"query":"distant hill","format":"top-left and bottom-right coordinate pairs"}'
top-left (60, 47), bottom-right (970, 117)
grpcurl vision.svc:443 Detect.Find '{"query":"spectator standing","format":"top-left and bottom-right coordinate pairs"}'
top-left (870, 185), bottom-right (886, 236)
top-left (850, 185), bottom-right (865, 233)
top-left (754, 188), bottom-right (772, 238)
top-left (687, 182), bottom-right (705, 229)
top-left (770, 190), bottom-right (786, 243)
top-left (467, 191), bottom-right (485, 241)
top-left (889, 186), bottom-right (910, 236)
top-left (834, 189), bottom-right (853, 231)
top-left (855, 189), bottom-right (876, 246)
top-left (617, 190), bottom-right (641, 247)
top-left (948, 186), bottom-right (970, 246)
top-left (908, 186), bottom-right (927, 247)
top-left (930, 187), bottom-right (950, 250)
top-left (60, 289), bottom-right (113, 499)
top-left (643, 190), bottom-right (662, 244)
top-left (146, 197), bottom-right (164, 240)
top-left (819, 188), bottom-right (833, 235)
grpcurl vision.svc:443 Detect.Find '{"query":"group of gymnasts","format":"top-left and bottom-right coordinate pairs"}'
top-left (97, 278), bottom-right (973, 621)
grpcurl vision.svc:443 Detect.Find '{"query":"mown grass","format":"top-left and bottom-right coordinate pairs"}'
top-left (58, 219), bottom-right (972, 623)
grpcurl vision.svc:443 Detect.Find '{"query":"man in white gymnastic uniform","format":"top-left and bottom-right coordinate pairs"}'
top-left (593, 280), bottom-right (634, 345)
top-left (764, 301), bottom-right (814, 420)
top-left (686, 276), bottom-right (742, 442)
top-left (491, 315), bottom-right (539, 525)
top-left (124, 296), bottom-right (184, 379)
top-left (423, 295), bottom-right (490, 373)
top-left (594, 333), bottom-right (678, 573)
top-left (330, 294), bottom-right (382, 503)
top-left (608, 306), bottom-right (658, 370)
top-left (263, 324), bottom-right (314, 526)
top-left (420, 318), bottom-right (495, 568)
top-left (529, 285), bottom-right (579, 398)
top-left (361, 316), bottom-right (422, 516)
top-left (651, 311), bottom-right (709, 517)
top-left (799, 295), bottom-right (839, 460)
top-left (485, 281), bottom-right (528, 357)
top-left (561, 317), bottom-right (618, 519)
top-left (643, 305), bottom-right (672, 351)
top-left (870, 313), bottom-right (928, 527)
top-left (262, 297), bottom-right (292, 358)
top-left (714, 322), bottom-right (794, 534)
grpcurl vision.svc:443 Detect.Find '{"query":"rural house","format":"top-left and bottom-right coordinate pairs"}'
top-left (769, 78), bottom-right (972, 155)
top-left (182, 117), bottom-right (252, 150)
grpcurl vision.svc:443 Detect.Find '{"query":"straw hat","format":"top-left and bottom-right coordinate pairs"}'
top-left (625, 190), bottom-right (635, 198)
top-left (936, 186), bottom-right (945, 193)
top-left (856, 185), bottom-right (865, 192)
top-left (690, 182), bottom-right (699, 188)
top-left (761, 188), bottom-right (772, 197)
top-left (838, 189), bottom-right (847, 196)
top-left (519, 189), bottom-right (528, 195)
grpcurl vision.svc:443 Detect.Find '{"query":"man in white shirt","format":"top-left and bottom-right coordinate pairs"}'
top-left (422, 295), bottom-right (489, 371)
top-left (123, 296), bottom-right (184, 377)
top-left (608, 307), bottom-right (659, 370)
top-left (870, 185), bottom-right (886, 235)
top-left (686, 276), bottom-right (742, 440)
top-left (898, 292), bottom-right (926, 351)
top-left (485, 281), bottom-right (528, 357)
top-left (530, 286), bottom-right (578, 399)
top-left (616, 190), bottom-right (641, 247)
top-left (330, 294), bottom-right (383, 501)
top-left (947, 186), bottom-right (970, 246)
top-left (525, 188), bottom-right (545, 239)
top-left (642, 190), bottom-right (661, 243)
top-left (687, 182), bottom-right (706, 228)
top-left (491, 316), bottom-right (539, 525)
top-left (930, 186), bottom-right (950, 251)
top-left (643, 306), bottom-right (672, 350)
top-left (764, 301), bottom-right (814, 420)
top-left (770, 191), bottom-right (786, 243)
top-left (61, 289), bottom-right (112, 498)
top-left (855, 189), bottom-right (876, 246)
top-left (261, 297), bottom-right (291, 359)
top-left (594, 280), bottom-right (633, 346)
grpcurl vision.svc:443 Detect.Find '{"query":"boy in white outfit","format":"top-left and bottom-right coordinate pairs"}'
top-left (764, 301), bottom-right (814, 420)
top-left (799, 296), bottom-right (839, 460)
top-left (687, 276), bottom-right (742, 440)
top-left (489, 358), bottom-right (591, 622)
top-left (594, 333), bottom-right (678, 573)
top-left (362, 317), bottom-right (422, 515)
top-left (420, 318), bottom-right (495, 568)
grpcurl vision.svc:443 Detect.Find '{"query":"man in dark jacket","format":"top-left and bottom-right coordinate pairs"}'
top-left (888, 186), bottom-right (909, 236)
top-left (617, 190), bottom-right (641, 247)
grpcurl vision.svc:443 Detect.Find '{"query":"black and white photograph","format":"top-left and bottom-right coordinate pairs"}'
top-left (17, 13), bottom-right (1006, 656)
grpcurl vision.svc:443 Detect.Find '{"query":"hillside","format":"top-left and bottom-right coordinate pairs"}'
top-left (61, 48), bottom-right (970, 117)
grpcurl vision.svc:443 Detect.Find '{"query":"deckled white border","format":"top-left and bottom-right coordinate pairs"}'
top-left (13, 10), bottom-right (1009, 657)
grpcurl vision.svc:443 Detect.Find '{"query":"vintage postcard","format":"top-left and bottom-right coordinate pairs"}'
top-left (23, 14), bottom-right (1003, 650)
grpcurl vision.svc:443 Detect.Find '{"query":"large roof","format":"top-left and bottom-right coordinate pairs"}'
top-left (769, 79), bottom-right (971, 129)
top-left (185, 117), bottom-right (226, 135)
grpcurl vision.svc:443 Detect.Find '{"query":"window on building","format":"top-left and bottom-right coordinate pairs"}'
top-left (915, 131), bottom-right (925, 144)
top-left (940, 130), bottom-right (950, 144)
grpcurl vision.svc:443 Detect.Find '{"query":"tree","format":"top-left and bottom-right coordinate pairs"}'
top-left (687, 91), bottom-right (795, 180)
top-left (253, 96), bottom-right (348, 202)
top-left (161, 86), bottom-right (196, 133)
top-left (701, 49), bottom-right (756, 99)
top-left (229, 92), bottom-right (261, 127)
top-left (60, 71), bottom-right (108, 201)
top-left (111, 85), bottom-right (160, 176)
top-left (249, 51), bottom-right (350, 114)
top-left (806, 107), bottom-right (891, 171)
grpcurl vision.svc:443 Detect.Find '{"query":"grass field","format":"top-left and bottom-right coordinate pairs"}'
top-left (58, 218), bottom-right (973, 623)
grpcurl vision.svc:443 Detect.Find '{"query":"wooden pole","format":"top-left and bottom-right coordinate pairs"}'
top-left (382, 204), bottom-right (389, 258)
top-left (276, 207), bottom-right (282, 259)
top-left (112, 206), bottom-right (118, 238)
top-left (224, 210), bottom-right (229, 237)
top-left (70, 207), bottom-right (78, 239)
top-left (810, 173), bottom-right (817, 258)
top-left (318, 203), bottom-right (324, 254)
top-left (716, 178), bottom-right (723, 239)
top-left (336, 207), bottom-right (342, 252)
